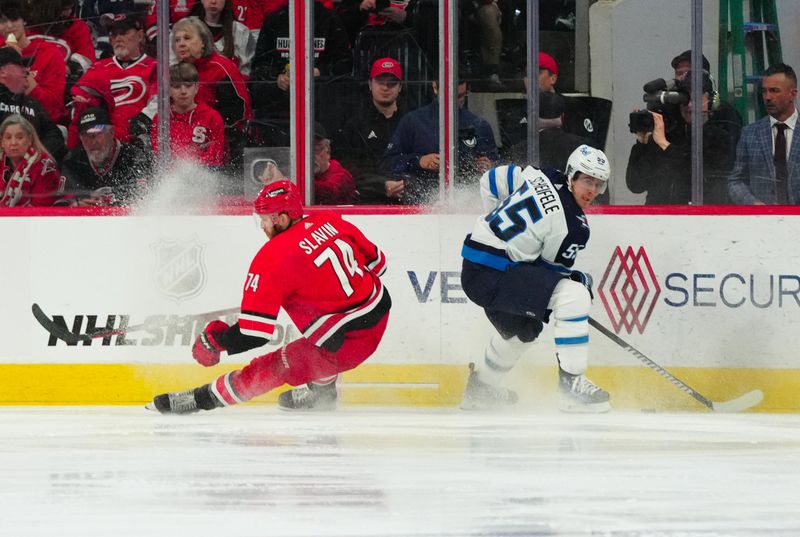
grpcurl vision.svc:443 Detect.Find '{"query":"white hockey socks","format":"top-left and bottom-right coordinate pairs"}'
top-left (476, 333), bottom-right (528, 386)
top-left (549, 279), bottom-right (591, 375)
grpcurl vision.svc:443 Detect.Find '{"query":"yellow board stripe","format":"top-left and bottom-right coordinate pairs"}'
top-left (0, 363), bottom-right (796, 412)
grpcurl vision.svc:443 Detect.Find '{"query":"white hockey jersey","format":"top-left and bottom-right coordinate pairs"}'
top-left (462, 164), bottom-right (590, 274)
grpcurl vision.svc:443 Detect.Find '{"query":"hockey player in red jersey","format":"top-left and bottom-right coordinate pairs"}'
top-left (148, 180), bottom-right (391, 414)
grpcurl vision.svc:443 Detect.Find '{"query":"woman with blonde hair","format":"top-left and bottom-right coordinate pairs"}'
top-left (0, 115), bottom-right (63, 207)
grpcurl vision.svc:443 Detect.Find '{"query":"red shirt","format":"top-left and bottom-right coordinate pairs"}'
top-left (193, 52), bottom-right (252, 127)
top-left (238, 211), bottom-right (387, 349)
top-left (151, 102), bottom-right (226, 166)
top-left (19, 39), bottom-right (67, 124)
top-left (28, 19), bottom-right (96, 72)
top-left (315, 159), bottom-right (357, 205)
top-left (0, 149), bottom-right (63, 207)
top-left (90, 55), bottom-right (158, 142)
top-left (146, 0), bottom-right (198, 40)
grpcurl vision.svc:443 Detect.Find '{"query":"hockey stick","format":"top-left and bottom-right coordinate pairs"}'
top-left (588, 317), bottom-right (763, 413)
top-left (31, 303), bottom-right (239, 344)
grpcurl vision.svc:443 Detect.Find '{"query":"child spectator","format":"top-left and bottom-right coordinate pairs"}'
top-left (151, 62), bottom-right (225, 168)
top-left (0, 114), bottom-right (63, 207)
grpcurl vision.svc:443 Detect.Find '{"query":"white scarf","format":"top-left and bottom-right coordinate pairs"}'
top-left (1, 147), bottom-right (41, 207)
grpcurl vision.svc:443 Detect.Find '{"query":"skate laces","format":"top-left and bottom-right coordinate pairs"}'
top-left (569, 375), bottom-right (601, 396)
top-left (167, 389), bottom-right (198, 413)
top-left (291, 385), bottom-right (313, 404)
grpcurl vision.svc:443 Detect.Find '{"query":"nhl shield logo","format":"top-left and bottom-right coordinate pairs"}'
top-left (151, 237), bottom-right (207, 301)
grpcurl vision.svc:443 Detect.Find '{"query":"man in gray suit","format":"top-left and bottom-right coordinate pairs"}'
top-left (729, 63), bottom-right (799, 205)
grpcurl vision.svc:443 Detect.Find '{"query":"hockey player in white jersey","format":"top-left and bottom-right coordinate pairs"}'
top-left (460, 145), bottom-right (611, 413)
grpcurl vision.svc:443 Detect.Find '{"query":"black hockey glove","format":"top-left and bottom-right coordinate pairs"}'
top-left (568, 270), bottom-right (594, 300)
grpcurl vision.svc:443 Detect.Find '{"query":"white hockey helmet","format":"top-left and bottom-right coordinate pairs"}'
top-left (565, 145), bottom-right (611, 193)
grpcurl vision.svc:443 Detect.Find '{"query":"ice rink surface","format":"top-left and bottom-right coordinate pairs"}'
top-left (1, 407), bottom-right (799, 537)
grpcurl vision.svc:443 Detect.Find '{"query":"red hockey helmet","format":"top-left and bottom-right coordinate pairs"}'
top-left (253, 180), bottom-right (303, 219)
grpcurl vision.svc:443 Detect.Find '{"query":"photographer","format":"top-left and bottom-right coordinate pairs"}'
top-left (626, 71), bottom-right (741, 204)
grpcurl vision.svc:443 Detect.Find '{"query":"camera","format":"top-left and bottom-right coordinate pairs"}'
top-left (628, 77), bottom-right (689, 133)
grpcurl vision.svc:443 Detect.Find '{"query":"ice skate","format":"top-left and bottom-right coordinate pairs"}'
top-left (278, 382), bottom-right (338, 411)
top-left (460, 363), bottom-right (519, 410)
top-left (146, 384), bottom-right (223, 414)
top-left (558, 368), bottom-right (611, 413)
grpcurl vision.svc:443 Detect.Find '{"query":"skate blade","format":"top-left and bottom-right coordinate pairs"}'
top-left (144, 402), bottom-right (158, 412)
top-left (559, 399), bottom-right (612, 414)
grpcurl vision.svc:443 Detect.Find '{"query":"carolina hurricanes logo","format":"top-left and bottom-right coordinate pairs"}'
top-left (110, 76), bottom-right (148, 107)
top-left (597, 246), bottom-right (661, 334)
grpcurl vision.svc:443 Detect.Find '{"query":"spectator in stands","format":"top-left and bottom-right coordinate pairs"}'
top-left (460, 0), bottom-right (504, 89)
top-left (729, 63), bottom-right (799, 205)
top-left (538, 51), bottom-right (558, 93)
top-left (187, 0), bottom-right (256, 76)
top-left (173, 16), bottom-right (251, 174)
top-left (338, 0), bottom-right (419, 47)
top-left (0, 114), bottom-right (62, 207)
top-left (25, 0), bottom-right (96, 80)
top-left (0, 0), bottom-right (68, 124)
top-left (0, 47), bottom-right (66, 160)
top-left (508, 91), bottom-right (590, 172)
top-left (93, 13), bottom-right (157, 147)
top-left (335, 57), bottom-right (407, 203)
top-left (627, 71), bottom-right (740, 204)
top-left (151, 62), bottom-right (225, 169)
top-left (383, 79), bottom-right (498, 204)
top-left (66, 67), bottom-right (115, 150)
top-left (231, 0), bottom-right (279, 42)
top-left (146, 0), bottom-right (197, 43)
top-left (61, 107), bottom-right (151, 206)
top-left (251, 1), bottom-right (350, 122)
top-left (314, 122), bottom-right (357, 205)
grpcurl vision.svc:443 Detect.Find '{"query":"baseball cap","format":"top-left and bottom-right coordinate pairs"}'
top-left (671, 50), bottom-right (710, 72)
top-left (370, 57), bottom-right (403, 80)
top-left (0, 47), bottom-right (32, 68)
top-left (539, 52), bottom-right (558, 75)
top-left (100, 13), bottom-right (145, 32)
top-left (78, 107), bottom-right (113, 134)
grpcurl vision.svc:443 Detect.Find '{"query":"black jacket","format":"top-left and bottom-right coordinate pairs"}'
top-left (0, 83), bottom-right (66, 161)
top-left (61, 141), bottom-right (152, 205)
top-left (334, 97), bottom-right (406, 203)
top-left (251, 3), bottom-right (352, 118)
top-left (626, 111), bottom-right (741, 205)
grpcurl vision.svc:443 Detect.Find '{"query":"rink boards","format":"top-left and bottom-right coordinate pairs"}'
top-left (1, 209), bottom-right (799, 411)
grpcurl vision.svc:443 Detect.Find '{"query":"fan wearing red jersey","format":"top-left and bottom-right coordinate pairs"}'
top-left (147, 180), bottom-right (391, 414)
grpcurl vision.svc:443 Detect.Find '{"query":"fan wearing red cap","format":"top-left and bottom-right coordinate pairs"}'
top-left (538, 52), bottom-right (559, 93)
top-left (147, 180), bottom-right (393, 414)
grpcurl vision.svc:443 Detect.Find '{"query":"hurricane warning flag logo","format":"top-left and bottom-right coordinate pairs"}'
top-left (151, 237), bottom-right (207, 302)
top-left (597, 246), bottom-right (660, 334)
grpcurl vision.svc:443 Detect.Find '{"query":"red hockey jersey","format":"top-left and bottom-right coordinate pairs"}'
top-left (89, 55), bottom-right (158, 142)
top-left (151, 102), bottom-right (226, 166)
top-left (146, 0), bottom-right (198, 40)
top-left (28, 19), bottom-right (96, 72)
top-left (238, 211), bottom-right (388, 349)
